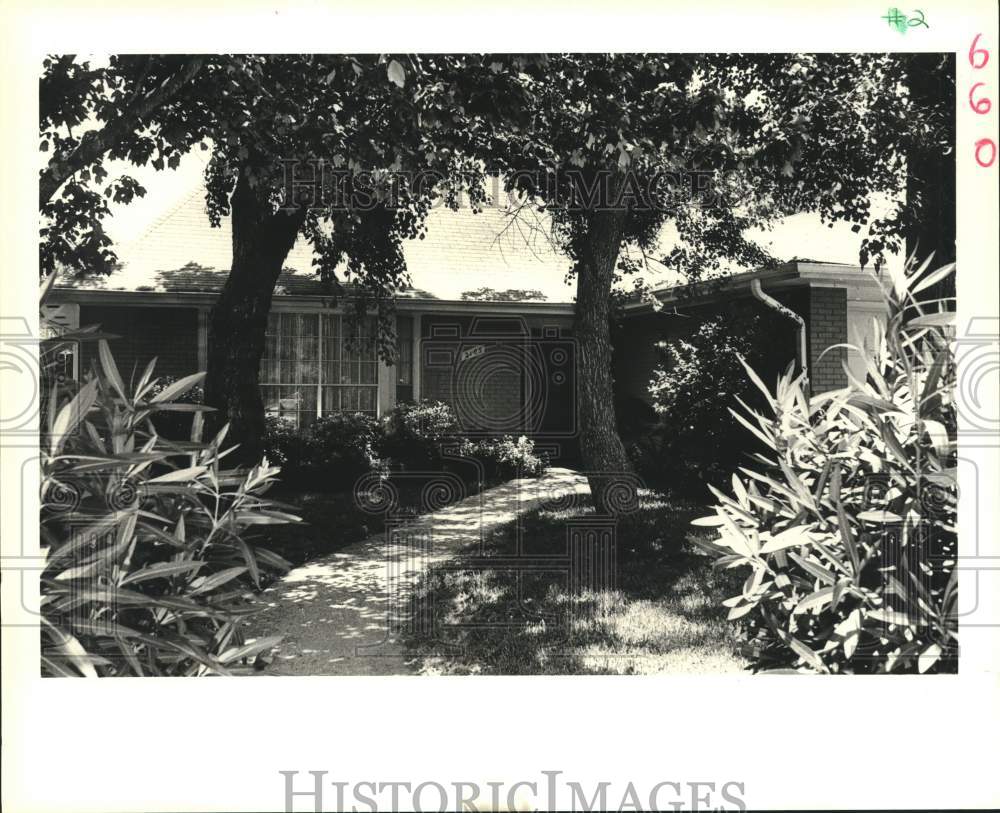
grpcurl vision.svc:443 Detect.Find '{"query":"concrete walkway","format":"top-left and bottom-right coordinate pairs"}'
top-left (245, 468), bottom-right (590, 675)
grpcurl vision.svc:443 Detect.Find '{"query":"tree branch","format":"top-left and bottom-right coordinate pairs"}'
top-left (39, 56), bottom-right (206, 208)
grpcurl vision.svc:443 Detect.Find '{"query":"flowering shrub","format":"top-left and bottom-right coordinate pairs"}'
top-left (379, 400), bottom-right (462, 470)
top-left (459, 435), bottom-right (548, 483)
top-left (263, 413), bottom-right (386, 491)
top-left (692, 259), bottom-right (957, 673)
top-left (266, 399), bottom-right (545, 493)
top-left (41, 340), bottom-right (298, 676)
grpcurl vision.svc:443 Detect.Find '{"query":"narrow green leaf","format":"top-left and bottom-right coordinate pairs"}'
top-left (905, 312), bottom-right (955, 330)
top-left (691, 513), bottom-right (727, 527)
top-left (189, 566), bottom-right (248, 596)
top-left (788, 551), bottom-right (837, 585)
top-left (857, 510), bottom-right (904, 523)
top-left (254, 547), bottom-right (293, 572)
top-left (233, 536), bottom-right (260, 587)
top-left (49, 378), bottom-right (98, 455)
top-left (218, 635), bottom-right (283, 665)
top-left (878, 419), bottom-right (912, 471)
top-left (836, 501), bottom-right (860, 574)
top-left (41, 620), bottom-right (97, 677)
top-left (793, 586), bottom-right (835, 615)
top-left (835, 608), bottom-right (862, 658)
top-left (150, 371), bottom-right (206, 404)
top-left (120, 561), bottom-right (204, 586)
top-left (759, 525), bottom-right (815, 554)
top-left (910, 263), bottom-right (955, 296)
top-left (98, 339), bottom-right (128, 402)
top-left (728, 407), bottom-right (775, 450)
top-left (147, 465), bottom-right (208, 484)
top-left (736, 354), bottom-right (775, 409)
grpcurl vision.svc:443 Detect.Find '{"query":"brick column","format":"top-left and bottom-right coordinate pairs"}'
top-left (807, 287), bottom-right (849, 392)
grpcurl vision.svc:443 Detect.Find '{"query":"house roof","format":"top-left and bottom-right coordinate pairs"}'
top-left (58, 186), bottom-right (577, 304)
top-left (54, 184), bottom-right (877, 311)
top-left (628, 260), bottom-right (882, 315)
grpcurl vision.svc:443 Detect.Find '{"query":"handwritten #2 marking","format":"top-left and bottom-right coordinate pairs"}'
top-left (882, 8), bottom-right (929, 33)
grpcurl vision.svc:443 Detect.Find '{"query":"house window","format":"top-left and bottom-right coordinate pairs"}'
top-left (40, 304), bottom-right (80, 384)
top-left (261, 312), bottom-right (378, 429)
top-left (396, 315), bottom-right (414, 403)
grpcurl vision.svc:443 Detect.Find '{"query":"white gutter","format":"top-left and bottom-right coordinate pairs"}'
top-left (750, 278), bottom-right (808, 383)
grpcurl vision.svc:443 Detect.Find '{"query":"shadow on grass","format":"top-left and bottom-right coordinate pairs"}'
top-left (258, 475), bottom-right (487, 574)
top-left (403, 490), bottom-right (749, 675)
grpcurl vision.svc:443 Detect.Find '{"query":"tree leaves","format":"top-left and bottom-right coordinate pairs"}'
top-left (48, 378), bottom-right (98, 455)
top-left (149, 371), bottom-right (206, 404)
top-left (387, 59), bottom-right (406, 89)
top-left (40, 338), bottom-right (300, 677)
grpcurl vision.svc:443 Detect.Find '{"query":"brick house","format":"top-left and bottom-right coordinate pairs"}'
top-left (45, 189), bottom-right (886, 452)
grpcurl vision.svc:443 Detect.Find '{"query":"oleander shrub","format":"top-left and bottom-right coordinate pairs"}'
top-left (40, 340), bottom-right (299, 676)
top-left (146, 375), bottom-right (206, 440)
top-left (263, 412), bottom-right (386, 491)
top-left (459, 435), bottom-right (548, 483)
top-left (379, 400), bottom-right (462, 470)
top-left (637, 311), bottom-right (773, 494)
top-left (692, 258), bottom-right (957, 674)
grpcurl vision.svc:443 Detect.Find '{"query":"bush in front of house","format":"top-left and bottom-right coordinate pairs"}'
top-left (264, 399), bottom-right (547, 495)
top-left (40, 340), bottom-right (297, 677)
top-left (263, 412), bottom-right (387, 492)
top-left (380, 401), bottom-right (547, 483)
top-left (636, 310), bottom-right (773, 494)
top-left (378, 399), bottom-right (462, 471)
top-left (691, 259), bottom-right (957, 674)
top-left (459, 435), bottom-right (549, 483)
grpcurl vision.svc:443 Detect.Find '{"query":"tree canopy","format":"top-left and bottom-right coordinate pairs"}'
top-left (39, 53), bottom-right (955, 503)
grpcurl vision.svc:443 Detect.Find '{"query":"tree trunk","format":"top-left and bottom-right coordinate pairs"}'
top-left (572, 207), bottom-right (634, 513)
top-left (204, 172), bottom-right (305, 466)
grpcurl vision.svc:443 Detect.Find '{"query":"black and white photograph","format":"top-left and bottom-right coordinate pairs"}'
top-left (34, 49), bottom-right (963, 677)
top-left (3, 1), bottom-right (999, 811)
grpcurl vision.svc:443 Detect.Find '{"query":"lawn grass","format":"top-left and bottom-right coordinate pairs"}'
top-left (403, 489), bottom-right (749, 674)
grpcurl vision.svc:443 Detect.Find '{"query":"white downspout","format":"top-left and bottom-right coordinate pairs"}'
top-left (750, 279), bottom-right (808, 384)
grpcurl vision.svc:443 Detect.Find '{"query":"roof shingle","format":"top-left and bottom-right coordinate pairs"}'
top-left (62, 187), bottom-right (577, 303)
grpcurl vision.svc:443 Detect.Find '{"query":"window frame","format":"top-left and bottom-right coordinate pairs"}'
top-left (260, 310), bottom-right (380, 427)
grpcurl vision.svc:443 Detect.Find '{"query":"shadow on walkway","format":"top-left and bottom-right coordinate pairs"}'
top-left (245, 468), bottom-right (590, 675)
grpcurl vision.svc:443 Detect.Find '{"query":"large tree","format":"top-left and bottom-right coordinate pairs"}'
top-left (41, 53), bottom-right (955, 509)
top-left (451, 53), bottom-right (949, 508)
top-left (198, 55), bottom-right (535, 463)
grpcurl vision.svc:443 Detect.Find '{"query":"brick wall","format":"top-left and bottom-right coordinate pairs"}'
top-left (807, 287), bottom-right (849, 392)
top-left (421, 315), bottom-right (526, 434)
top-left (79, 305), bottom-right (200, 382)
top-left (420, 313), bottom-right (575, 437)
